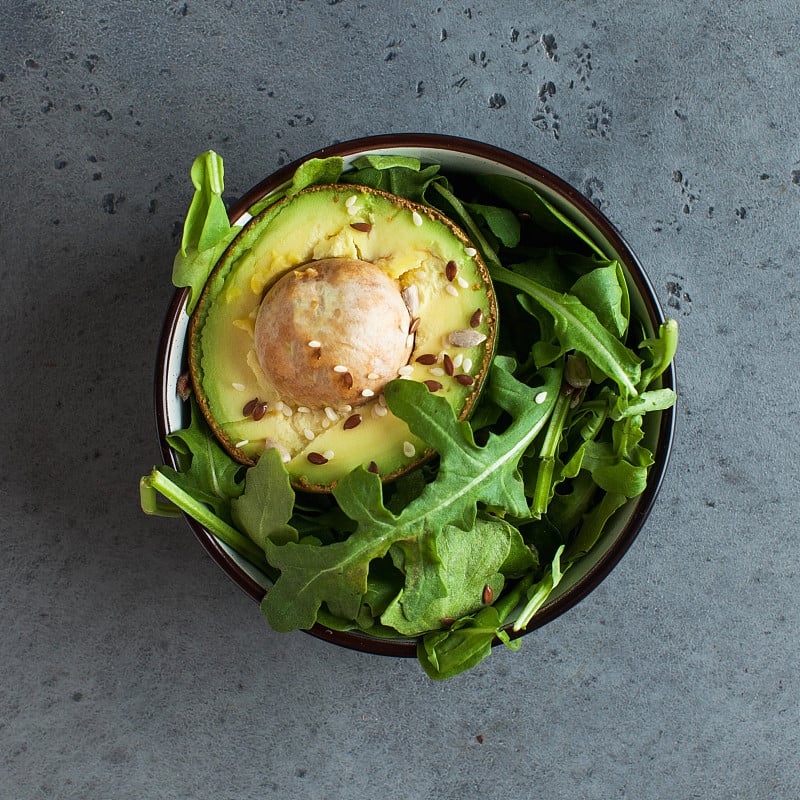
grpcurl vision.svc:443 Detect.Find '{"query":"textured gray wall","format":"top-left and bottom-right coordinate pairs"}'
top-left (2, 2), bottom-right (798, 798)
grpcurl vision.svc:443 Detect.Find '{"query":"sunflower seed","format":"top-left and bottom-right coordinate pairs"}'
top-left (448, 329), bottom-right (487, 348)
top-left (401, 284), bottom-right (420, 317)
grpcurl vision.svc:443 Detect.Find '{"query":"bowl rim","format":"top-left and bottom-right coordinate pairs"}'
top-left (155, 133), bottom-right (677, 657)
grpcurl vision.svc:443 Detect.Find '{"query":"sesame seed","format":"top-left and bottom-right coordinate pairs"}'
top-left (322, 418), bottom-right (331, 429)
top-left (341, 405), bottom-right (353, 413)
top-left (457, 276), bottom-right (469, 289)
top-left (281, 453), bottom-right (291, 463)
top-left (234, 440), bottom-right (249, 448)
top-left (322, 450), bottom-right (335, 461)
top-left (347, 204), bottom-right (359, 216)
top-left (374, 404), bottom-right (388, 417)
top-left (429, 367), bottom-right (445, 377)
top-left (465, 246), bottom-right (477, 257)
top-left (304, 428), bottom-right (315, 440)
top-left (333, 365), bottom-right (349, 373)
top-left (367, 372), bottom-right (380, 380)
top-left (534, 391), bottom-right (548, 405)
top-left (281, 405), bottom-right (293, 417)
top-left (308, 340), bottom-right (321, 348)
top-left (275, 401), bottom-right (285, 413)
top-left (403, 441), bottom-right (416, 458)
top-left (232, 382), bottom-right (245, 392)
top-left (345, 194), bottom-right (358, 207)
top-left (463, 357), bottom-right (473, 373)
top-left (378, 393), bottom-right (387, 406)
top-left (445, 285), bottom-right (459, 297)
top-left (453, 353), bottom-right (464, 368)
top-left (412, 210), bottom-right (423, 226)
top-left (324, 406), bottom-right (338, 422)
top-left (297, 406), bottom-right (311, 413)
top-left (398, 365), bottom-right (414, 377)
top-left (361, 388), bottom-right (375, 397)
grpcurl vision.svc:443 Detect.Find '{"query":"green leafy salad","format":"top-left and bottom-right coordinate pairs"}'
top-left (141, 150), bottom-right (677, 680)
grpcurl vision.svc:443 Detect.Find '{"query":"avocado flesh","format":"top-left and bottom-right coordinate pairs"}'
top-left (189, 183), bottom-right (497, 491)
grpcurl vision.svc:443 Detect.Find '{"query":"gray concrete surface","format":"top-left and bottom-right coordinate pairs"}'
top-left (2, 2), bottom-right (798, 798)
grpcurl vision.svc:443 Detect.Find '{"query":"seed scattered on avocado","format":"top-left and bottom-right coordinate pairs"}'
top-left (469, 308), bottom-right (483, 328)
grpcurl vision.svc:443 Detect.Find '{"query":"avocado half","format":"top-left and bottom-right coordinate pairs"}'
top-left (188, 183), bottom-right (497, 491)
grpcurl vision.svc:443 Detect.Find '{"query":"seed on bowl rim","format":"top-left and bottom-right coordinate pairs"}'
top-left (445, 260), bottom-right (458, 281)
top-left (307, 452), bottom-right (328, 465)
top-left (343, 414), bottom-right (362, 430)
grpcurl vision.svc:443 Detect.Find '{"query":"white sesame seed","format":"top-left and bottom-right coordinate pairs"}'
top-left (398, 365), bottom-right (414, 377)
top-left (322, 418), bottom-right (331, 429)
top-left (324, 406), bottom-right (338, 422)
top-left (378, 393), bottom-right (387, 406)
top-left (367, 372), bottom-right (380, 380)
top-left (282, 405), bottom-right (293, 417)
top-left (275, 401), bottom-right (285, 412)
top-left (304, 428), bottom-right (315, 440)
top-left (535, 391), bottom-right (548, 405)
top-left (308, 340), bottom-right (321, 348)
top-left (322, 450), bottom-right (335, 461)
top-left (462, 357), bottom-right (473, 373)
top-left (429, 367), bottom-right (445, 377)
top-left (345, 194), bottom-right (358, 207)
top-left (445, 285), bottom-right (459, 297)
top-left (347, 204), bottom-right (359, 216)
top-left (281, 453), bottom-right (291, 463)
top-left (333, 365), bottom-right (349, 373)
top-left (231, 382), bottom-right (245, 392)
top-left (234, 440), bottom-right (249, 448)
top-left (399, 374), bottom-right (413, 380)
top-left (297, 406), bottom-right (311, 414)
top-left (412, 210), bottom-right (423, 226)
top-left (403, 441), bottom-right (416, 458)
top-left (464, 247), bottom-right (477, 257)
top-left (340, 404), bottom-right (353, 413)
top-left (453, 353), bottom-right (464, 368)
top-left (361, 388), bottom-right (375, 397)
top-left (457, 276), bottom-right (469, 289)
top-left (374, 404), bottom-right (388, 417)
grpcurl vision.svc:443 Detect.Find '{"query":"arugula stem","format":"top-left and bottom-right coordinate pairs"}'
top-left (531, 387), bottom-right (572, 518)
top-left (429, 182), bottom-right (504, 270)
top-left (141, 469), bottom-right (270, 574)
top-left (513, 545), bottom-right (568, 631)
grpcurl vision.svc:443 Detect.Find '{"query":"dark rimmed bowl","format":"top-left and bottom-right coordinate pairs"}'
top-left (155, 133), bottom-right (676, 657)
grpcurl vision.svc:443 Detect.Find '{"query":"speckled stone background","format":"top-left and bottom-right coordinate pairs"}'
top-left (2, 2), bottom-right (798, 798)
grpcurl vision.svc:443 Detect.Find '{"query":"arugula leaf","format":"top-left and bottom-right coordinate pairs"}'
top-left (172, 151), bottom-right (242, 314)
top-left (464, 201), bottom-right (521, 248)
top-left (231, 448), bottom-right (298, 550)
top-left (260, 364), bottom-right (562, 633)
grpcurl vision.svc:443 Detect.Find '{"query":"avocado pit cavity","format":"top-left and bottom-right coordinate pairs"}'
top-left (253, 257), bottom-right (414, 409)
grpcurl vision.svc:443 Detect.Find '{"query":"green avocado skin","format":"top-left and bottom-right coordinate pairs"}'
top-left (189, 183), bottom-right (497, 491)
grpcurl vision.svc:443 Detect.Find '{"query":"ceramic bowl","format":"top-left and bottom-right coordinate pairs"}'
top-left (155, 133), bottom-right (676, 656)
